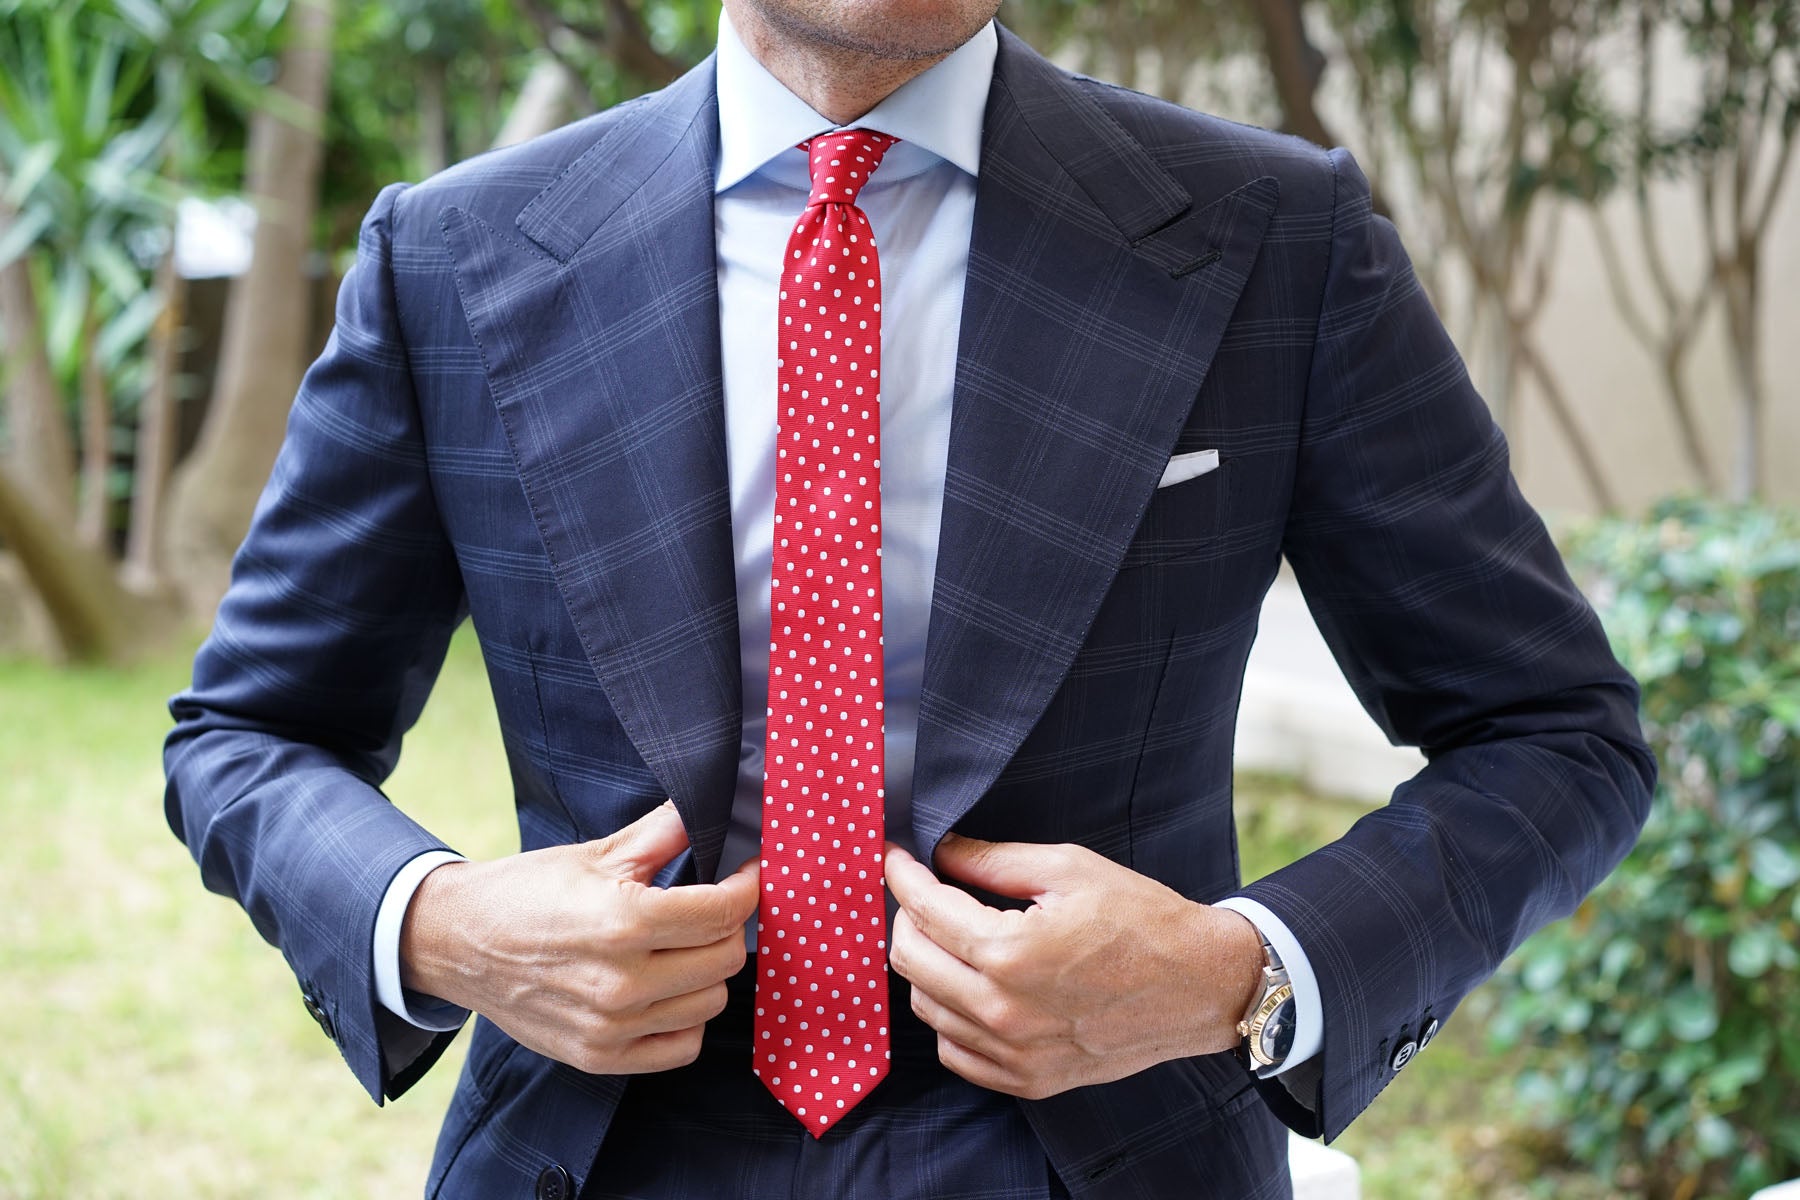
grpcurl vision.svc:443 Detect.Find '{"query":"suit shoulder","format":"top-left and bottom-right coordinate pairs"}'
top-left (384, 94), bottom-right (658, 245)
top-left (1074, 76), bottom-right (1338, 213)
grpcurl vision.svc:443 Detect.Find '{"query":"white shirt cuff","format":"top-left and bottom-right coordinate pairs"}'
top-left (1214, 894), bottom-right (1322, 1076)
top-left (373, 850), bottom-right (471, 1032)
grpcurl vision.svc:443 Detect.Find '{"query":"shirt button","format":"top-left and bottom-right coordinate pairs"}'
top-left (1390, 1038), bottom-right (1418, 1072)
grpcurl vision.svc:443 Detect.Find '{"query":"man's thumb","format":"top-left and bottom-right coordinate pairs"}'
top-left (590, 799), bottom-right (690, 882)
top-left (934, 833), bottom-right (1070, 901)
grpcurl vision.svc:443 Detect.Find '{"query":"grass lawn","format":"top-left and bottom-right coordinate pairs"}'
top-left (0, 626), bottom-right (1573, 1198)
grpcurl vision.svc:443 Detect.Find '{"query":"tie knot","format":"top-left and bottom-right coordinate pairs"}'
top-left (801, 128), bottom-right (897, 207)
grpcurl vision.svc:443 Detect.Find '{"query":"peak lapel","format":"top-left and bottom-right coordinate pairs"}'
top-left (911, 31), bottom-right (1280, 856)
top-left (440, 60), bottom-right (739, 879)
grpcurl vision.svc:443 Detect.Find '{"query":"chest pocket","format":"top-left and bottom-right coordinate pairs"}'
top-left (1118, 456), bottom-right (1232, 570)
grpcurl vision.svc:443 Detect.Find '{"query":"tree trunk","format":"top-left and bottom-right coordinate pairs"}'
top-left (163, 0), bottom-right (335, 618)
top-left (1478, 293), bottom-right (1515, 435)
top-left (76, 303), bottom-right (112, 550)
top-left (1721, 257), bottom-right (1761, 502)
top-left (419, 58), bottom-right (449, 177)
top-left (1248, 0), bottom-right (1333, 147)
top-left (1659, 344), bottom-right (1716, 493)
top-left (0, 464), bottom-right (141, 662)
top-left (0, 230), bottom-right (77, 526)
top-left (493, 53), bottom-right (579, 150)
top-left (1588, 206), bottom-right (1719, 491)
top-left (123, 255), bottom-right (184, 592)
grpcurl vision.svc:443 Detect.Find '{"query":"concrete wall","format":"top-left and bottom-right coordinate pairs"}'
top-left (1137, 31), bottom-right (1800, 519)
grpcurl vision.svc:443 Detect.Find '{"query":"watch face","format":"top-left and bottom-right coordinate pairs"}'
top-left (1258, 997), bottom-right (1296, 1064)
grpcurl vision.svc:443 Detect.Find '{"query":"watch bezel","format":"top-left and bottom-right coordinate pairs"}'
top-left (1241, 981), bottom-right (1296, 1067)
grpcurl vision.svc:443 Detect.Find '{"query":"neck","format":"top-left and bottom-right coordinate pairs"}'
top-left (725, 1), bottom-right (950, 125)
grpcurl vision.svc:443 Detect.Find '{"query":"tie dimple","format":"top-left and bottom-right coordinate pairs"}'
top-left (753, 128), bottom-right (897, 1139)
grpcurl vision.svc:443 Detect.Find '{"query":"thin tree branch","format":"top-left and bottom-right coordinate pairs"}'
top-left (1514, 332), bottom-right (1618, 512)
top-left (1589, 211), bottom-right (1657, 349)
top-left (1748, 111), bottom-right (1798, 240)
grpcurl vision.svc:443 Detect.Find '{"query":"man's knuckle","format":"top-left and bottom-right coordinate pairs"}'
top-left (585, 833), bottom-right (625, 868)
top-left (591, 971), bottom-right (634, 1014)
top-left (723, 937), bottom-right (749, 975)
top-left (570, 1034), bottom-right (614, 1075)
top-left (702, 981), bottom-right (731, 1019)
top-left (982, 935), bottom-right (1023, 975)
top-left (981, 992), bottom-right (1019, 1033)
top-left (985, 999), bottom-right (1015, 1034)
top-left (667, 1027), bottom-right (705, 1068)
top-left (908, 986), bottom-right (929, 1020)
top-left (594, 897), bottom-right (637, 948)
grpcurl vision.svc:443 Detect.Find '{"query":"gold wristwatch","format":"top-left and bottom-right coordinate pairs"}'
top-left (1235, 933), bottom-right (1296, 1075)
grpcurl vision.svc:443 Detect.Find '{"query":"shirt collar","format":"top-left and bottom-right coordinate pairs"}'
top-left (713, 9), bottom-right (995, 194)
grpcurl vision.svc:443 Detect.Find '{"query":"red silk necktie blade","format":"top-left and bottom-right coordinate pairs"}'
top-left (753, 129), bottom-right (898, 1138)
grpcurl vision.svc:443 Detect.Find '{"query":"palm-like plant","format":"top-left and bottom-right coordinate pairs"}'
top-left (0, 4), bottom-right (177, 546)
top-left (0, 0), bottom-right (277, 656)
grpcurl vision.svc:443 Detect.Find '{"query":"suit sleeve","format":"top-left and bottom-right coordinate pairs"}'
top-left (1236, 148), bottom-right (1657, 1141)
top-left (162, 182), bottom-right (467, 1104)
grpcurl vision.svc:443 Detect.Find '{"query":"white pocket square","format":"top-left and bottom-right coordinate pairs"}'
top-left (1157, 448), bottom-right (1220, 489)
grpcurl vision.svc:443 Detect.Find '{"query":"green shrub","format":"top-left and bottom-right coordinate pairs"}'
top-left (1486, 497), bottom-right (1800, 1199)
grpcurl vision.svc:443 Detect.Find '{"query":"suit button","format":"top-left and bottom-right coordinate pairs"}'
top-left (1419, 1018), bottom-right (1440, 1049)
top-left (1390, 1038), bottom-right (1418, 1072)
top-left (535, 1164), bottom-right (574, 1200)
top-left (301, 991), bottom-right (335, 1041)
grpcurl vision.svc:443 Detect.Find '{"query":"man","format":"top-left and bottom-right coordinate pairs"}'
top-left (163, 0), bottom-right (1656, 1195)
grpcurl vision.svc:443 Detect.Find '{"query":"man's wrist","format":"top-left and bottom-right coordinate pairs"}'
top-left (1214, 895), bottom-right (1324, 1076)
top-left (1219, 906), bottom-right (1267, 1033)
top-left (1186, 903), bottom-right (1267, 1054)
top-left (399, 859), bottom-right (478, 1007)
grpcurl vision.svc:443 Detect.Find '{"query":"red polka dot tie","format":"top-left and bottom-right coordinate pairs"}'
top-left (753, 128), bottom-right (898, 1138)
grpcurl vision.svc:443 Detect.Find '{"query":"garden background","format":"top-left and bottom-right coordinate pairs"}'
top-left (0, 0), bottom-right (1795, 1197)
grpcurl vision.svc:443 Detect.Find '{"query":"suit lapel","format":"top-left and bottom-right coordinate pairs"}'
top-left (911, 30), bottom-right (1280, 856)
top-left (440, 59), bottom-right (740, 880)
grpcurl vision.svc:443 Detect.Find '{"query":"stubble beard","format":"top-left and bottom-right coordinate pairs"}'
top-left (749, 0), bottom-right (994, 63)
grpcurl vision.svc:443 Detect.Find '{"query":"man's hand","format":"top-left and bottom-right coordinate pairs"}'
top-left (885, 833), bottom-right (1263, 1100)
top-left (400, 801), bottom-right (757, 1075)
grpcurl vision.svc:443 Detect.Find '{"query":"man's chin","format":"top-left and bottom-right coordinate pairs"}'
top-left (750, 0), bottom-right (1000, 62)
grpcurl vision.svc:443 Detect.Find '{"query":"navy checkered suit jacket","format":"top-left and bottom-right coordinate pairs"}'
top-left (164, 25), bottom-right (1656, 1199)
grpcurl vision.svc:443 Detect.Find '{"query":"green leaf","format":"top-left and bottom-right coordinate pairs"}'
top-left (1728, 926), bottom-right (1780, 977)
top-left (1684, 906), bottom-right (1733, 939)
top-left (81, 237), bottom-right (144, 302)
top-left (3, 138), bottom-right (59, 204)
top-left (1558, 996), bottom-right (1595, 1034)
top-left (1704, 1052), bottom-right (1766, 1097)
top-left (1621, 1010), bottom-right (1662, 1051)
top-left (1664, 987), bottom-right (1719, 1042)
top-left (1695, 1113), bottom-right (1736, 1158)
top-left (1749, 839), bottom-right (1800, 890)
top-left (45, 253), bottom-right (89, 374)
top-left (1599, 938), bottom-right (1637, 982)
top-left (1522, 948), bottom-right (1568, 992)
top-left (96, 287), bottom-right (163, 367)
top-left (0, 201), bottom-right (52, 269)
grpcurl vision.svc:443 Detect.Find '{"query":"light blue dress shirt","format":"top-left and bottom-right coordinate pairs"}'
top-left (373, 10), bottom-right (1321, 1082)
